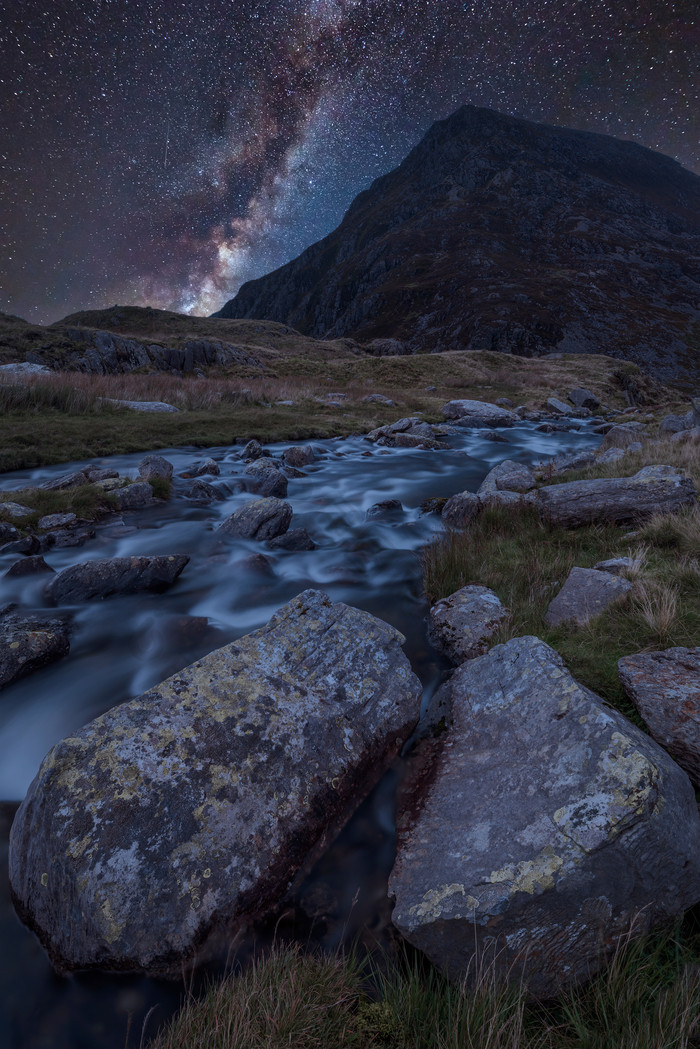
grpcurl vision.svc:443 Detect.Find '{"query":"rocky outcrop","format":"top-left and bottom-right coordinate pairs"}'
top-left (389, 636), bottom-right (700, 996)
top-left (428, 585), bottom-right (509, 664)
top-left (44, 555), bottom-right (189, 603)
top-left (218, 498), bottom-right (292, 540)
top-left (618, 648), bottom-right (700, 786)
top-left (441, 400), bottom-right (517, 427)
top-left (536, 466), bottom-right (697, 527)
top-left (9, 590), bottom-right (422, 974)
top-left (53, 329), bottom-right (264, 376)
top-left (0, 610), bottom-right (70, 689)
top-left (216, 105), bottom-right (700, 386)
top-left (544, 567), bottom-right (633, 627)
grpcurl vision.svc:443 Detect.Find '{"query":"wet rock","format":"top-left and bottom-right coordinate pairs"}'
top-left (536, 466), bottom-right (697, 527)
top-left (366, 417), bottom-right (440, 448)
top-left (477, 460), bottom-right (536, 498)
top-left (545, 567), bottom-right (632, 627)
top-left (2, 535), bottom-right (40, 556)
top-left (568, 388), bottom-right (600, 410)
top-left (441, 491), bottom-right (480, 528)
top-left (244, 458), bottom-right (288, 498)
top-left (115, 482), bottom-right (158, 510)
top-left (43, 526), bottom-right (96, 549)
top-left (240, 439), bottom-right (263, 460)
top-left (191, 458), bottom-right (220, 477)
top-left (428, 585), bottom-right (509, 664)
top-left (183, 479), bottom-right (224, 503)
top-left (84, 467), bottom-right (120, 483)
top-left (420, 497), bottom-right (447, 515)
top-left (218, 497), bottom-right (293, 540)
top-left (366, 499), bottom-right (404, 520)
top-left (93, 476), bottom-right (124, 492)
top-left (44, 555), bottom-right (189, 603)
top-left (282, 445), bottom-right (315, 468)
top-left (389, 636), bottom-right (700, 997)
top-left (0, 522), bottom-right (21, 543)
top-left (9, 589), bottom-right (422, 975)
top-left (441, 399), bottom-right (517, 427)
top-left (37, 513), bottom-right (77, 531)
top-left (0, 610), bottom-right (70, 690)
top-left (267, 528), bottom-right (316, 551)
top-left (4, 555), bottom-right (54, 578)
top-left (138, 455), bottom-right (174, 482)
top-left (393, 433), bottom-right (443, 450)
top-left (618, 648), bottom-right (700, 786)
top-left (1, 502), bottom-right (34, 519)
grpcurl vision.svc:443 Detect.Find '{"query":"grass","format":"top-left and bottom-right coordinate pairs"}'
top-left (0, 483), bottom-right (118, 530)
top-left (145, 924), bottom-right (700, 1049)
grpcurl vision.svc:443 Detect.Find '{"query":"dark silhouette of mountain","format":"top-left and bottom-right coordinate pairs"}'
top-left (216, 106), bottom-right (700, 385)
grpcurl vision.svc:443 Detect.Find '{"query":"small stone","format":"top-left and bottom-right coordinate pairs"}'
top-left (366, 499), bottom-right (404, 520)
top-left (240, 439), bottom-right (263, 460)
top-left (593, 557), bottom-right (636, 575)
top-left (545, 567), bottom-right (632, 627)
top-left (4, 556), bottom-right (54, 578)
top-left (0, 502), bottom-right (34, 519)
top-left (267, 528), bottom-right (316, 551)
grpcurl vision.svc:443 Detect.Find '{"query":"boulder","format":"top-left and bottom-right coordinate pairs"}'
top-left (104, 399), bottom-right (179, 412)
top-left (183, 479), bottom-right (224, 502)
top-left (428, 585), bottom-right (509, 664)
top-left (595, 447), bottom-right (626, 465)
top-left (477, 460), bottom-right (536, 497)
top-left (1, 501), bottom-right (34, 519)
top-left (43, 525), bottom-right (96, 549)
top-left (362, 393), bottom-right (395, 406)
top-left (282, 445), bottom-right (315, 468)
top-left (660, 411), bottom-right (693, 434)
top-left (593, 557), bottom-right (637, 575)
top-left (0, 610), bottom-right (70, 690)
top-left (536, 466), bottom-right (697, 528)
top-left (115, 482), bottom-right (157, 510)
top-left (218, 498), bottom-right (292, 541)
top-left (44, 555), bottom-right (189, 603)
top-left (441, 400), bottom-right (517, 427)
top-left (670, 427), bottom-right (700, 445)
top-left (4, 555), bottom-right (54, 578)
top-left (240, 439), bottom-right (264, 460)
top-left (37, 513), bottom-right (77, 531)
top-left (599, 425), bottom-right (646, 451)
top-left (40, 470), bottom-right (89, 491)
top-left (9, 590), bottom-right (422, 974)
top-left (552, 449), bottom-right (596, 473)
top-left (267, 528), bottom-right (316, 551)
top-left (618, 648), bottom-right (700, 786)
top-left (138, 455), bottom-right (174, 482)
top-left (568, 388), bottom-right (600, 410)
top-left (366, 499), bottom-right (404, 521)
top-left (244, 458), bottom-right (288, 498)
top-left (389, 636), bottom-right (700, 997)
top-left (546, 397), bottom-right (575, 416)
top-left (0, 522), bottom-right (21, 543)
top-left (441, 491), bottom-right (480, 528)
top-left (191, 458), bottom-right (220, 477)
top-left (544, 567), bottom-right (632, 627)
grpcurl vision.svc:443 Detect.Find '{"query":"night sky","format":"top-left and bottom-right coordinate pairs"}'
top-left (1, 0), bottom-right (698, 325)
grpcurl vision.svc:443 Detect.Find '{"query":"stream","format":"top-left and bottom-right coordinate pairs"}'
top-left (0, 419), bottom-right (600, 1048)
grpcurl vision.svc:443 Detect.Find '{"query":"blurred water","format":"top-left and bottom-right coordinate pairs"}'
top-left (0, 420), bottom-right (599, 1047)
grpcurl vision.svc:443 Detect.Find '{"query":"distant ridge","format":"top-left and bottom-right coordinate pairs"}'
top-left (216, 106), bottom-right (700, 385)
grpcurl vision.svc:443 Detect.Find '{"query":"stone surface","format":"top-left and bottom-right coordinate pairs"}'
top-left (389, 636), bottom-right (700, 997)
top-left (547, 396), bottom-right (574, 416)
top-left (244, 458), bottom-right (288, 498)
top-left (240, 439), bottom-right (263, 460)
top-left (477, 460), bottom-right (536, 497)
top-left (0, 522), bottom-right (21, 543)
top-left (568, 388), bottom-right (600, 410)
top-left (282, 445), bottom-right (315, 468)
top-left (44, 555), bottom-right (189, 603)
top-left (191, 458), bottom-right (220, 477)
top-left (660, 411), bottom-right (694, 434)
top-left (599, 425), bottom-right (646, 451)
top-left (441, 491), bottom-right (480, 528)
top-left (218, 498), bottom-right (293, 541)
top-left (267, 528), bottom-right (316, 551)
top-left (4, 555), bottom-right (54, 578)
top-left (362, 393), bottom-right (395, 406)
top-left (37, 513), bottom-right (77, 531)
top-left (0, 610), bottom-right (70, 690)
top-left (138, 455), bottom-right (174, 482)
top-left (9, 589), bottom-right (422, 974)
top-left (545, 567), bottom-right (632, 627)
top-left (595, 447), bottom-right (626, 465)
top-left (39, 470), bottom-right (89, 491)
top-left (536, 466), bottom-right (697, 527)
top-left (105, 399), bottom-right (179, 413)
top-left (670, 427), bottom-right (700, 445)
top-left (618, 648), bottom-right (700, 786)
top-left (552, 449), bottom-right (597, 473)
top-left (428, 585), bottom-right (509, 664)
top-left (183, 479), bottom-right (224, 502)
top-left (441, 400), bottom-right (517, 427)
top-left (366, 499), bottom-right (404, 520)
top-left (593, 557), bottom-right (636, 575)
top-left (115, 482), bottom-right (157, 511)
top-left (1, 502), bottom-right (34, 519)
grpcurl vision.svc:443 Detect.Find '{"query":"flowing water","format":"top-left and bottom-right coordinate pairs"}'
top-left (0, 421), bottom-right (600, 1048)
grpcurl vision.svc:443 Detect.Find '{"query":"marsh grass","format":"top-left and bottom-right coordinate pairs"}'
top-left (0, 483), bottom-right (118, 528)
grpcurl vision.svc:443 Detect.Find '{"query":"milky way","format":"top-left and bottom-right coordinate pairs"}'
top-left (1, 0), bottom-right (698, 323)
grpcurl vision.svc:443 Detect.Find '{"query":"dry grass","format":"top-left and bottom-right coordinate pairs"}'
top-left (632, 579), bottom-right (680, 647)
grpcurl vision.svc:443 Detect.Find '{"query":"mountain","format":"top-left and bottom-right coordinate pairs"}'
top-left (216, 106), bottom-right (700, 386)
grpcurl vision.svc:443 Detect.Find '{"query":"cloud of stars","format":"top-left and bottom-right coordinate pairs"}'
top-left (1, 0), bottom-right (698, 323)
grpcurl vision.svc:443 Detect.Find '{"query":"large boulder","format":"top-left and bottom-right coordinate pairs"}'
top-left (44, 555), bottom-right (189, 603)
top-left (218, 497), bottom-right (292, 540)
top-left (441, 491), bottom-right (480, 528)
top-left (568, 388), bottom-right (600, 410)
top-left (441, 400), bottom-right (517, 427)
top-left (544, 567), bottom-right (633, 627)
top-left (138, 455), bottom-right (173, 482)
top-left (477, 460), bottom-right (536, 498)
top-left (428, 585), bottom-right (510, 664)
top-left (0, 610), bottom-right (70, 690)
top-left (389, 636), bottom-right (700, 997)
top-left (244, 458), bottom-right (288, 498)
top-left (9, 590), bottom-right (422, 974)
top-left (618, 648), bottom-right (700, 786)
top-left (536, 466), bottom-right (697, 527)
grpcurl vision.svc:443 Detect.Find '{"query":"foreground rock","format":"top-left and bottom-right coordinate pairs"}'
top-left (138, 455), bottom-right (174, 482)
top-left (441, 491), bottom-right (480, 528)
top-left (537, 466), bottom-right (697, 527)
top-left (44, 555), bottom-right (189, 603)
top-left (0, 610), bottom-right (70, 690)
top-left (441, 400), bottom-right (517, 427)
top-left (9, 590), bottom-right (422, 974)
top-left (390, 636), bottom-right (700, 997)
top-left (544, 567), bottom-right (633, 627)
top-left (618, 648), bottom-right (700, 786)
top-left (218, 498), bottom-right (292, 540)
top-left (244, 458), bottom-right (288, 498)
top-left (429, 585), bottom-right (509, 664)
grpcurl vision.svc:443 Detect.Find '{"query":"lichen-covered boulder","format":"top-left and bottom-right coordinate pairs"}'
top-left (477, 460), bottom-right (536, 497)
top-left (244, 458), bottom-right (288, 498)
top-left (618, 648), bottom-right (700, 786)
top-left (441, 491), bottom-right (480, 528)
top-left (218, 497), bottom-right (292, 540)
top-left (44, 555), bottom-right (189, 603)
top-left (0, 610), bottom-right (70, 690)
top-left (428, 585), bottom-right (509, 664)
top-left (389, 636), bottom-right (700, 997)
top-left (9, 590), bottom-right (422, 974)
top-left (536, 466), bottom-right (697, 527)
top-left (544, 567), bottom-right (632, 627)
top-left (138, 454), bottom-right (174, 482)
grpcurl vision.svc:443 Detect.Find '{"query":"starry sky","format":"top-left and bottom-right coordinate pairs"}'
top-left (1, 0), bottom-right (698, 325)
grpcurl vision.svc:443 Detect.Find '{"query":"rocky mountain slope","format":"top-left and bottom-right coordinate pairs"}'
top-left (216, 106), bottom-right (700, 387)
